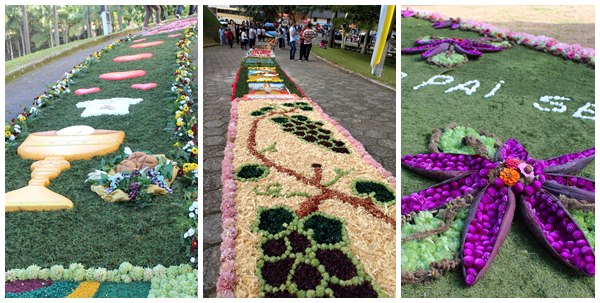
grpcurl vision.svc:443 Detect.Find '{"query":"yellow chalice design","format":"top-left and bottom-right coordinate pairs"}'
top-left (5, 125), bottom-right (125, 212)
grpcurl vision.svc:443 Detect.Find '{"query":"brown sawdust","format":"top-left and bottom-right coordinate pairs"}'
top-left (232, 98), bottom-right (396, 297)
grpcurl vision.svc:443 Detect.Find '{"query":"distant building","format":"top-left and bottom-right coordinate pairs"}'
top-left (209, 6), bottom-right (250, 25)
top-left (301, 10), bottom-right (345, 26)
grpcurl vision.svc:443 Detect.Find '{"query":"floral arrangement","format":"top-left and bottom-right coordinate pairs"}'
top-left (85, 148), bottom-right (177, 203)
top-left (247, 48), bottom-right (276, 58)
top-left (401, 36), bottom-right (505, 67)
top-left (169, 23), bottom-right (198, 183)
top-left (143, 17), bottom-right (198, 36)
top-left (401, 137), bottom-right (595, 286)
top-left (4, 36), bottom-right (132, 143)
top-left (405, 9), bottom-right (595, 66)
top-left (218, 94), bottom-right (396, 297)
top-left (180, 197), bottom-right (199, 266)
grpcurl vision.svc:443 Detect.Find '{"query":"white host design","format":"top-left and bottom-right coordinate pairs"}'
top-left (76, 98), bottom-right (143, 117)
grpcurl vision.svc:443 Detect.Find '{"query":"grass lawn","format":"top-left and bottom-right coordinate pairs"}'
top-left (5, 31), bottom-right (196, 270)
top-left (311, 46), bottom-right (396, 86)
top-left (203, 5), bottom-right (221, 47)
top-left (401, 17), bottom-right (594, 298)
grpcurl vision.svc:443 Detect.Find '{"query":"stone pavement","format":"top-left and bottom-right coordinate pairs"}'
top-left (4, 38), bottom-right (129, 121)
top-left (202, 44), bottom-right (396, 298)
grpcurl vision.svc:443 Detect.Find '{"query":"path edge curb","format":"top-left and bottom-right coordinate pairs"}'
top-left (313, 54), bottom-right (396, 92)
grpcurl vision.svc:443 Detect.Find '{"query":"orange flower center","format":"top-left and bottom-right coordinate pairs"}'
top-left (499, 168), bottom-right (520, 186)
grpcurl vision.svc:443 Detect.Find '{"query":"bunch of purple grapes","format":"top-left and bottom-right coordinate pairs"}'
top-left (128, 182), bottom-right (141, 200)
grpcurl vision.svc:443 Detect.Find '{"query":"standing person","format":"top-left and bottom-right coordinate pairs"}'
top-left (248, 27), bottom-right (256, 49)
top-left (282, 26), bottom-right (287, 49)
top-left (276, 28), bottom-right (283, 49)
top-left (240, 29), bottom-right (248, 50)
top-left (261, 27), bottom-right (267, 41)
top-left (143, 5), bottom-right (161, 30)
top-left (219, 27), bottom-right (226, 46)
top-left (175, 5), bottom-right (196, 19)
top-left (226, 28), bottom-right (234, 48)
top-left (298, 25), bottom-right (306, 62)
top-left (289, 22), bottom-right (297, 60)
top-left (301, 23), bottom-right (317, 61)
top-left (235, 25), bottom-right (241, 45)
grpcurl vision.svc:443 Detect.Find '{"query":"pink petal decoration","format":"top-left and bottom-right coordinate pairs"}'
top-left (168, 33), bottom-right (182, 38)
top-left (99, 70), bottom-right (146, 81)
top-left (129, 40), bottom-right (164, 49)
top-left (131, 83), bottom-right (157, 90)
top-left (74, 87), bottom-right (101, 96)
top-left (113, 53), bottom-right (153, 62)
top-left (132, 38), bottom-right (147, 43)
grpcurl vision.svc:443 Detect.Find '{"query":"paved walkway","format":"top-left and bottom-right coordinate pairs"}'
top-left (202, 44), bottom-right (396, 298)
top-left (4, 38), bottom-right (126, 121)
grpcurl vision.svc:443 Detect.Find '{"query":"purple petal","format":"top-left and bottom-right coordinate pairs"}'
top-left (540, 148), bottom-right (595, 174)
top-left (401, 10), bottom-right (414, 18)
top-left (495, 138), bottom-right (529, 161)
top-left (422, 42), bottom-right (450, 58)
top-left (520, 190), bottom-right (595, 276)
top-left (401, 44), bottom-right (434, 54)
top-left (544, 174), bottom-right (595, 192)
top-left (451, 23), bottom-right (461, 30)
top-left (461, 186), bottom-right (516, 286)
top-left (542, 180), bottom-right (595, 202)
top-left (401, 172), bottom-right (487, 215)
top-left (470, 42), bottom-right (504, 52)
top-left (432, 20), bottom-right (453, 29)
top-left (402, 152), bottom-right (497, 181)
top-left (454, 43), bottom-right (483, 57)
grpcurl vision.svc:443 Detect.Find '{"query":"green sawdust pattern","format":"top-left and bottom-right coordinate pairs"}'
top-left (5, 31), bottom-right (197, 270)
top-left (401, 17), bottom-right (594, 298)
top-left (94, 282), bottom-right (152, 298)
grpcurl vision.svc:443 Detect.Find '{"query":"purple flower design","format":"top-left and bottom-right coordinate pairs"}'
top-left (401, 9), bottom-right (414, 18)
top-left (432, 18), bottom-right (462, 30)
top-left (402, 37), bottom-right (504, 58)
top-left (401, 138), bottom-right (595, 286)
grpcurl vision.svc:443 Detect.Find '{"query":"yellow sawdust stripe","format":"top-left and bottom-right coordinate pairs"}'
top-left (67, 281), bottom-right (101, 298)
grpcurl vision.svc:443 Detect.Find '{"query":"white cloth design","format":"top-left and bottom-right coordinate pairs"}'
top-left (76, 98), bottom-right (143, 117)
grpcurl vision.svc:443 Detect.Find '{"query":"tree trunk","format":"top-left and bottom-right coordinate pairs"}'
top-left (117, 5), bottom-right (124, 31)
top-left (21, 5), bottom-right (31, 55)
top-left (9, 36), bottom-right (15, 60)
top-left (361, 29), bottom-right (371, 54)
top-left (53, 5), bottom-right (60, 46)
top-left (86, 6), bottom-right (92, 38)
top-left (327, 11), bottom-right (337, 48)
top-left (63, 26), bottom-right (69, 44)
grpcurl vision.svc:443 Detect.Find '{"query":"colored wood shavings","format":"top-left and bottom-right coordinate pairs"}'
top-left (248, 82), bottom-right (290, 95)
top-left (132, 38), bottom-right (147, 43)
top-left (218, 97), bottom-right (396, 298)
top-left (131, 83), bottom-right (158, 90)
top-left (129, 40), bottom-right (165, 49)
top-left (74, 87), bottom-right (101, 96)
top-left (113, 53), bottom-right (153, 62)
top-left (99, 70), bottom-right (146, 81)
top-left (67, 281), bottom-right (101, 298)
top-left (247, 68), bottom-right (283, 83)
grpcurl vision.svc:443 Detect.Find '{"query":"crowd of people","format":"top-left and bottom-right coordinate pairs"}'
top-left (143, 5), bottom-right (197, 30)
top-left (219, 20), bottom-right (327, 62)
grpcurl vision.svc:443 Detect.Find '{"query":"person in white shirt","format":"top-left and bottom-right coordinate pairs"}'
top-left (289, 23), bottom-right (297, 60)
top-left (249, 27), bottom-right (257, 48)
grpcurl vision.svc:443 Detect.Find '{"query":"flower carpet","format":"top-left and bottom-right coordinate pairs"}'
top-left (5, 18), bottom-right (198, 298)
top-left (218, 46), bottom-right (396, 297)
top-left (401, 10), bottom-right (594, 298)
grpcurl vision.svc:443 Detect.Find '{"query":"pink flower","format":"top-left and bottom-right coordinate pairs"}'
top-left (518, 162), bottom-right (535, 180)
